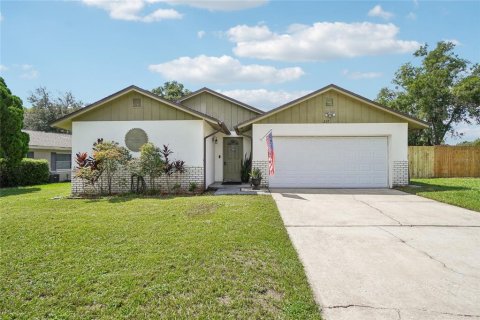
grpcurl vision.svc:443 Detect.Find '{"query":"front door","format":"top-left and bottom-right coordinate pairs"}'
top-left (223, 137), bottom-right (243, 182)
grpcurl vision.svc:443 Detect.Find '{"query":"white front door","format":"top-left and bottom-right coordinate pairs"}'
top-left (269, 136), bottom-right (388, 188)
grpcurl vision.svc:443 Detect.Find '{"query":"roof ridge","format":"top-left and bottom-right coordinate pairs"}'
top-left (50, 85), bottom-right (230, 134)
top-left (178, 87), bottom-right (264, 115)
top-left (235, 83), bottom-right (429, 131)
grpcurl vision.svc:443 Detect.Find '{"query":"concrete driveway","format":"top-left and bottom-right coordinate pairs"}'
top-left (271, 189), bottom-right (480, 320)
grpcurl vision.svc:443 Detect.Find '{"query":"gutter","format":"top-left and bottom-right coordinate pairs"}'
top-left (203, 129), bottom-right (220, 191)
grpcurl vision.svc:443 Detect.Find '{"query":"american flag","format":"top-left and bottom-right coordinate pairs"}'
top-left (266, 131), bottom-right (275, 176)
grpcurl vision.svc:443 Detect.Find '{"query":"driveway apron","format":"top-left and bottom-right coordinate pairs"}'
top-left (271, 189), bottom-right (480, 320)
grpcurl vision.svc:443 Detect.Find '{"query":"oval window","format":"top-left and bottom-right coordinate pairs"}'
top-left (125, 128), bottom-right (148, 152)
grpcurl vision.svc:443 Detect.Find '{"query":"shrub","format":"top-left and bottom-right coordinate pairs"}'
top-left (188, 182), bottom-right (197, 193)
top-left (241, 153), bottom-right (252, 183)
top-left (139, 142), bottom-right (164, 192)
top-left (0, 158), bottom-right (50, 187)
top-left (161, 145), bottom-right (186, 193)
top-left (172, 183), bottom-right (181, 194)
top-left (74, 151), bottom-right (102, 193)
top-left (92, 139), bottom-right (131, 195)
top-left (249, 167), bottom-right (262, 180)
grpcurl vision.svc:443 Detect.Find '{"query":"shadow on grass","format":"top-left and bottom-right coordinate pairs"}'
top-left (399, 181), bottom-right (472, 195)
top-left (0, 186), bottom-right (42, 197)
top-left (79, 193), bottom-right (200, 203)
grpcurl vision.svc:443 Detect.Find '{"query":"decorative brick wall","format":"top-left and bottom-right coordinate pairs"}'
top-left (72, 166), bottom-right (204, 195)
top-left (392, 161), bottom-right (409, 186)
top-left (252, 160), bottom-right (269, 187)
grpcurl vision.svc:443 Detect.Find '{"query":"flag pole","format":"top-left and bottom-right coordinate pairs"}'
top-left (259, 129), bottom-right (272, 141)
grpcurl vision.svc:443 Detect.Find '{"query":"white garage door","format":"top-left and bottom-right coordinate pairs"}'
top-left (269, 137), bottom-right (388, 188)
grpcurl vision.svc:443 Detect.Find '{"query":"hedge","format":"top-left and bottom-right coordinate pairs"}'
top-left (0, 158), bottom-right (50, 187)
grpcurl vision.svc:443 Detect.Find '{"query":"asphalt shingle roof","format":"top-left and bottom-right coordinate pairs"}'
top-left (23, 130), bottom-right (72, 149)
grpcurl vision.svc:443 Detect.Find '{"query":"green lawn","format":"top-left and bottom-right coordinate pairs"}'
top-left (0, 183), bottom-right (320, 319)
top-left (398, 178), bottom-right (480, 212)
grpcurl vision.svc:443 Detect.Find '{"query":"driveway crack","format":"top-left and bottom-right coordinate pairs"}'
top-left (353, 196), bottom-right (403, 225)
top-left (323, 304), bottom-right (480, 318)
top-left (378, 226), bottom-right (480, 279)
top-left (323, 304), bottom-right (401, 319)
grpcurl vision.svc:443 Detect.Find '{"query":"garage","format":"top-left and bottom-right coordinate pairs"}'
top-left (235, 84), bottom-right (429, 188)
top-left (269, 136), bottom-right (388, 188)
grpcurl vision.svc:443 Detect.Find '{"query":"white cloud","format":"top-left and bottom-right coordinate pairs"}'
top-left (227, 22), bottom-right (420, 62)
top-left (342, 69), bottom-right (383, 80)
top-left (227, 24), bottom-right (273, 42)
top-left (217, 89), bottom-right (311, 109)
top-left (406, 12), bottom-right (417, 20)
top-left (197, 30), bottom-right (206, 39)
top-left (19, 64), bottom-right (39, 80)
top-left (142, 8), bottom-right (182, 22)
top-left (368, 5), bottom-right (394, 20)
top-left (157, 0), bottom-right (267, 11)
top-left (82, 0), bottom-right (182, 22)
top-left (0, 65), bottom-right (7, 73)
top-left (443, 38), bottom-right (461, 46)
top-left (148, 55), bottom-right (304, 84)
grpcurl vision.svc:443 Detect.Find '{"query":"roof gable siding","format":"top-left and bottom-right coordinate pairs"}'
top-left (74, 92), bottom-right (198, 122)
top-left (181, 92), bottom-right (258, 130)
top-left (257, 90), bottom-right (403, 125)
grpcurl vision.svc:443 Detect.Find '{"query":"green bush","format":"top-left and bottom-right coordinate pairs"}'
top-left (0, 158), bottom-right (50, 187)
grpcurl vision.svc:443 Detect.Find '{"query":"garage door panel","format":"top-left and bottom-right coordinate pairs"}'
top-left (269, 137), bottom-right (388, 188)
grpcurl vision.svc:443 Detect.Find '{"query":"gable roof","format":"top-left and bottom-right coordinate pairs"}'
top-left (50, 85), bottom-right (230, 134)
top-left (23, 130), bottom-right (71, 150)
top-left (178, 87), bottom-right (264, 115)
top-left (235, 84), bottom-right (429, 131)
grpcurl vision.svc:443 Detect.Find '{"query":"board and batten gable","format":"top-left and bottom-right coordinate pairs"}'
top-left (181, 91), bottom-right (259, 130)
top-left (74, 92), bottom-right (199, 122)
top-left (256, 90), bottom-right (405, 125)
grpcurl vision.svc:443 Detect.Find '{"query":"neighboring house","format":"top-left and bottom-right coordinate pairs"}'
top-left (51, 84), bottom-right (428, 194)
top-left (23, 130), bottom-right (72, 181)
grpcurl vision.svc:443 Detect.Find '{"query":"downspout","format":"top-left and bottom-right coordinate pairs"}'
top-left (203, 129), bottom-right (220, 191)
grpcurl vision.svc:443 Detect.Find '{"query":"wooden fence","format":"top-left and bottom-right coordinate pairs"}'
top-left (408, 146), bottom-right (480, 178)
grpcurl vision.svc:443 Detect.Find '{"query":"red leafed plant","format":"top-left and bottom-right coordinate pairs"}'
top-left (75, 152), bottom-right (90, 168)
top-left (74, 151), bottom-right (103, 192)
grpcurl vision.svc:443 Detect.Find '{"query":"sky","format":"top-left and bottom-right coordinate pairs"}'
top-left (1, 0), bottom-right (479, 143)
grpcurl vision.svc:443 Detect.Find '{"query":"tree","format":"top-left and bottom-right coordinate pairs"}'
top-left (376, 41), bottom-right (480, 145)
top-left (92, 139), bottom-right (131, 195)
top-left (139, 142), bottom-right (164, 192)
top-left (0, 77), bottom-right (29, 164)
top-left (151, 81), bottom-right (191, 101)
top-left (457, 138), bottom-right (480, 146)
top-left (24, 87), bottom-right (83, 133)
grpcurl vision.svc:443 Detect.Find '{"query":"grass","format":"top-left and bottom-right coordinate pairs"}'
top-left (0, 183), bottom-right (320, 319)
top-left (398, 178), bottom-right (480, 212)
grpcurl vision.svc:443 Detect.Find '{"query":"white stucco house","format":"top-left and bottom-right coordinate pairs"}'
top-left (51, 84), bottom-right (428, 194)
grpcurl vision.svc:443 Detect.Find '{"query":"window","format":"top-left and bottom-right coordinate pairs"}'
top-left (55, 153), bottom-right (71, 170)
top-left (132, 98), bottom-right (142, 108)
top-left (325, 97), bottom-right (334, 107)
top-left (27, 151), bottom-right (34, 158)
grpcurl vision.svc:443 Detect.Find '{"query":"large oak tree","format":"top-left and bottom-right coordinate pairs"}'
top-left (24, 87), bottom-right (83, 133)
top-left (151, 81), bottom-right (191, 101)
top-left (376, 41), bottom-right (480, 145)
